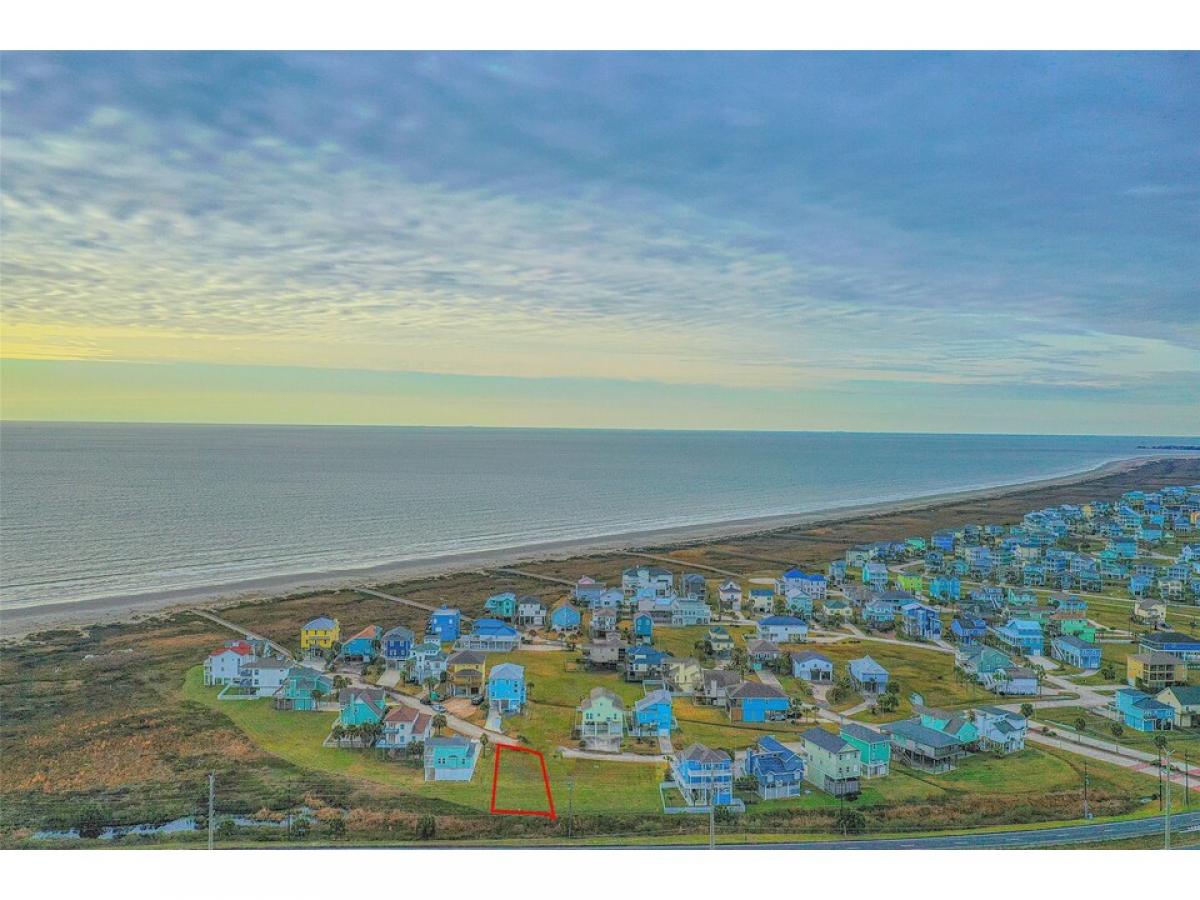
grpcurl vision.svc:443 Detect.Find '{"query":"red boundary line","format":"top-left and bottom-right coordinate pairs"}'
top-left (490, 743), bottom-right (557, 819)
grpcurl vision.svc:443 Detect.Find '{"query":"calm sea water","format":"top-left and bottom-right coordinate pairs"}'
top-left (0, 424), bottom-right (1185, 608)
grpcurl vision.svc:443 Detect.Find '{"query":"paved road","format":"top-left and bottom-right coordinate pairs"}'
top-left (1024, 728), bottom-right (1200, 788)
top-left (191, 609), bottom-right (293, 660)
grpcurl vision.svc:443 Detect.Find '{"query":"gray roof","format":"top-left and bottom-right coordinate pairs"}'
top-left (840, 722), bottom-right (887, 744)
top-left (791, 651), bottom-right (832, 665)
top-left (679, 743), bottom-right (729, 764)
top-left (882, 718), bottom-right (963, 749)
top-left (728, 680), bottom-right (787, 700)
top-left (802, 727), bottom-right (853, 755)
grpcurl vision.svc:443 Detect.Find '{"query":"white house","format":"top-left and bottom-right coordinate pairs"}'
top-left (203, 640), bottom-right (256, 686)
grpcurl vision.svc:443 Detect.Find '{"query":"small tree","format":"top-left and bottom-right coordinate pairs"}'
top-left (1110, 723), bottom-right (1124, 738)
top-left (1153, 734), bottom-right (1168, 752)
top-left (432, 714), bottom-right (448, 735)
top-left (834, 807), bottom-right (866, 836)
top-left (1019, 703), bottom-right (1034, 719)
top-left (479, 733), bottom-right (491, 756)
top-left (1073, 716), bottom-right (1087, 735)
top-left (310, 688), bottom-right (325, 710)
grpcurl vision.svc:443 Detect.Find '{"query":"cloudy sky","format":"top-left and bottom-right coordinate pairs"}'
top-left (2, 52), bottom-right (1197, 432)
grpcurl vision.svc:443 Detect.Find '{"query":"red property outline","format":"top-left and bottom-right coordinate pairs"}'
top-left (489, 743), bottom-right (557, 819)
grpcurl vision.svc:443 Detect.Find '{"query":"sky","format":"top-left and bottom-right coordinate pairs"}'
top-left (1, 52), bottom-right (1197, 433)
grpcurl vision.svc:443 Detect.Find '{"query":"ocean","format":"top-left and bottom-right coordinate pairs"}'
top-left (0, 424), bottom-right (1185, 609)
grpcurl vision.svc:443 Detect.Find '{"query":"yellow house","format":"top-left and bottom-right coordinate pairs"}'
top-left (1132, 599), bottom-right (1167, 626)
top-left (445, 649), bottom-right (487, 698)
top-left (1126, 651), bottom-right (1187, 690)
top-left (300, 615), bottom-right (340, 651)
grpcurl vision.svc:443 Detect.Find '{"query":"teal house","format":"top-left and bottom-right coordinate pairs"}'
top-left (423, 736), bottom-right (480, 782)
top-left (338, 688), bottom-right (386, 727)
top-left (484, 592), bottom-right (517, 621)
top-left (917, 704), bottom-right (978, 744)
top-left (274, 666), bottom-right (333, 711)
top-left (840, 722), bottom-right (891, 777)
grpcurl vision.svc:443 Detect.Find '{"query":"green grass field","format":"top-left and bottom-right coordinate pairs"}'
top-left (1035, 706), bottom-right (1200, 757)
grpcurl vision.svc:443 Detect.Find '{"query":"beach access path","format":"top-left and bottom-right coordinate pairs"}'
top-left (191, 609), bottom-right (293, 660)
top-left (489, 568), bottom-right (575, 587)
top-left (357, 587), bottom-right (473, 621)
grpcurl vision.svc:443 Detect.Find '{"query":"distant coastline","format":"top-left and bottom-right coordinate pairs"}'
top-left (2, 452), bottom-right (1184, 640)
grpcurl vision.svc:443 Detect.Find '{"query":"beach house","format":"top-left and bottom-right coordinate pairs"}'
top-left (718, 579), bottom-right (743, 614)
top-left (583, 636), bottom-right (625, 669)
top-left (705, 626), bottom-right (735, 660)
top-left (631, 689), bottom-right (676, 736)
top-left (840, 722), bottom-right (891, 777)
top-left (1126, 651), bottom-right (1188, 690)
top-left (273, 666), bottom-right (333, 711)
top-left (445, 649), bottom-right (487, 698)
top-left (882, 719), bottom-right (966, 772)
top-left (682, 573), bottom-right (708, 600)
top-left (342, 625), bottom-right (382, 662)
top-left (743, 736), bottom-right (804, 799)
top-left (204, 641), bottom-right (256, 686)
top-left (382, 625), bottom-right (416, 667)
top-left (424, 737), bottom-right (479, 782)
top-left (633, 612), bottom-right (654, 644)
top-left (1051, 634), bottom-right (1101, 670)
top-left (1156, 685), bottom-right (1200, 728)
top-left (408, 641), bottom-right (448, 684)
top-left (337, 687), bottom-right (386, 729)
top-left (900, 601), bottom-right (943, 640)
top-left (550, 601), bottom-right (582, 634)
top-left (1139, 631), bottom-right (1200, 665)
top-left (950, 616), bottom-right (987, 645)
top-left (757, 615), bottom-right (808, 643)
top-left (624, 645), bottom-right (669, 681)
top-left (235, 657), bottom-right (290, 698)
top-left (577, 687), bottom-right (626, 752)
top-left (300, 616), bottom-right (340, 654)
top-left (699, 668), bottom-right (741, 707)
top-left (991, 618), bottom-right (1044, 657)
top-left (484, 592), bottom-right (517, 621)
top-left (1115, 688), bottom-right (1175, 731)
top-left (456, 618), bottom-right (520, 653)
top-left (378, 705), bottom-right (433, 753)
top-left (848, 655), bottom-right (889, 695)
top-left (1133, 598), bottom-right (1168, 627)
top-left (622, 565), bottom-right (674, 598)
top-left (669, 744), bottom-right (735, 807)
top-left (791, 651), bottom-right (834, 682)
top-left (800, 728), bottom-right (861, 797)
top-left (727, 681), bottom-right (790, 723)
top-left (974, 706), bottom-right (1027, 753)
top-left (746, 639), bottom-right (783, 669)
top-left (664, 657), bottom-right (704, 695)
top-left (427, 606), bottom-right (461, 643)
top-left (516, 596), bottom-right (547, 628)
top-left (487, 662), bottom-right (526, 715)
top-left (574, 576), bottom-right (606, 604)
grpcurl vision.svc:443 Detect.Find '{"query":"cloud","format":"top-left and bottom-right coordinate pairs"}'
top-left (1, 52), bottom-right (1197, 414)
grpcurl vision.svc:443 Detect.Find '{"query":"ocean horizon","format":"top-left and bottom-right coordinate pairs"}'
top-left (1, 422), bottom-right (1195, 610)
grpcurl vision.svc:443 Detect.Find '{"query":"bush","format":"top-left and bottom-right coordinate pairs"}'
top-left (834, 807), bottom-right (866, 835)
top-left (417, 814), bottom-right (436, 840)
top-left (75, 802), bottom-right (113, 840)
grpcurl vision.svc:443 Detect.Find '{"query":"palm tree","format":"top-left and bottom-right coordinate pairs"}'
top-left (310, 688), bottom-right (326, 711)
top-left (1019, 703), bottom-right (1034, 719)
top-left (432, 714), bottom-right (448, 736)
top-left (1073, 715), bottom-right (1087, 735)
top-left (479, 733), bottom-right (491, 756)
top-left (331, 723), bottom-right (345, 744)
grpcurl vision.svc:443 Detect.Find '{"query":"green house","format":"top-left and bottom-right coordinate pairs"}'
top-left (274, 666), bottom-right (333, 711)
top-left (897, 573), bottom-right (924, 593)
top-left (840, 722), bottom-right (891, 777)
top-left (1053, 614), bottom-right (1097, 643)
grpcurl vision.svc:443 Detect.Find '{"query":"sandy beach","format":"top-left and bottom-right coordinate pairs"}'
top-left (4, 453), bottom-right (1186, 640)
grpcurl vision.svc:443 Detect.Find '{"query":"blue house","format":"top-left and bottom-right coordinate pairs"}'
top-left (670, 743), bottom-right (735, 806)
top-left (992, 618), bottom-right (1044, 656)
top-left (931, 530), bottom-right (956, 552)
top-left (624, 645), bottom-right (669, 681)
top-left (457, 618), bottom-right (520, 652)
top-left (743, 735), bottom-right (804, 799)
top-left (631, 689), bottom-right (676, 736)
top-left (423, 736), bottom-right (479, 782)
top-left (382, 625), bottom-right (416, 668)
top-left (900, 602), bottom-right (943, 640)
top-left (487, 662), bottom-right (527, 714)
top-left (427, 606), bottom-right (461, 643)
top-left (342, 625), bottom-right (382, 661)
top-left (633, 612), bottom-right (654, 644)
top-left (862, 562), bottom-right (889, 590)
top-left (727, 681), bottom-right (790, 723)
top-left (549, 601), bottom-right (582, 633)
top-left (1115, 688), bottom-right (1175, 731)
top-left (1051, 634), bottom-right (1101, 670)
top-left (928, 576), bottom-right (961, 602)
top-left (791, 651), bottom-right (834, 682)
top-left (951, 616), bottom-right (987, 645)
top-left (862, 600), bottom-right (896, 628)
top-left (848, 655), bottom-right (889, 695)
top-left (784, 590), bottom-right (814, 618)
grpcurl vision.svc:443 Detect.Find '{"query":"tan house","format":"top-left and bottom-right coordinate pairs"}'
top-left (1132, 599), bottom-right (1167, 627)
top-left (1156, 685), bottom-right (1200, 727)
top-left (664, 657), bottom-right (704, 695)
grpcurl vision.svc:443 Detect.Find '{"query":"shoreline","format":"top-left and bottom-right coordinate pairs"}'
top-left (0, 453), bottom-right (1185, 639)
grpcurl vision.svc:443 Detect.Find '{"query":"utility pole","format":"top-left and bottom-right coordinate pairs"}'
top-left (708, 783), bottom-right (715, 851)
top-left (1164, 750), bottom-right (1173, 851)
top-left (207, 772), bottom-right (215, 850)
top-left (1186, 749), bottom-right (1190, 808)
top-left (1082, 759), bottom-right (1091, 820)
top-left (566, 777), bottom-right (575, 840)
